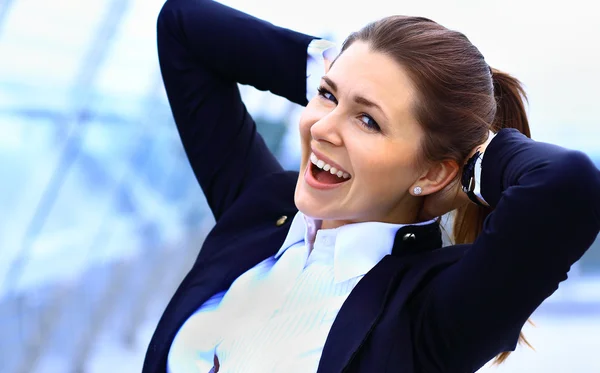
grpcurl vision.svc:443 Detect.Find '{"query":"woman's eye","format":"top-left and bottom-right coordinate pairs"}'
top-left (317, 86), bottom-right (380, 133)
top-left (317, 87), bottom-right (337, 104)
top-left (359, 114), bottom-right (381, 132)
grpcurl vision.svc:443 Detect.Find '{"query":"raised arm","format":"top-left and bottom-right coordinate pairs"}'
top-left (157, 0), bottom-right (317, 220)
top-left (414, 129), bottom-right (600, 372)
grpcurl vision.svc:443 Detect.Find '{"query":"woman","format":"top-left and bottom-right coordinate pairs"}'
top-left (143, 0), bottom-right (600, 372)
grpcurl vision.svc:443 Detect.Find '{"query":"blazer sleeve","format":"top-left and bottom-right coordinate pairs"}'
top-left (414, 128), bottom-right (600, 372)
top-left (156, 0), bottom-right (317, 220)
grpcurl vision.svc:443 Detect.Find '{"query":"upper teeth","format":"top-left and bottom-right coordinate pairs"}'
top-left (310, 153), bottom-right (351, 179)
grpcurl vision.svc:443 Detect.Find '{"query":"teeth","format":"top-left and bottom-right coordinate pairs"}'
top-left (309, 153), bottom-right (351, 179)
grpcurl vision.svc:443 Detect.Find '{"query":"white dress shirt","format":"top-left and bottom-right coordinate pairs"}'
top-left (168, 212), bottom-right (435, 373)
top-left (167, 39), bottom-right (489, 373)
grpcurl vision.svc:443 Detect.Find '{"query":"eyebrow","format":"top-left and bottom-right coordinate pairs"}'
top-left (322, 76), bottom-right (389, 121)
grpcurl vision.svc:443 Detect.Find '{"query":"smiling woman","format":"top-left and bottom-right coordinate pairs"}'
top-left (143, 1), bottom-right (600, 372)
top-left (295, 40), bottom-right (430, 229)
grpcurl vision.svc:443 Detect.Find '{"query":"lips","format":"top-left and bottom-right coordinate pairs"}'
top-left (310, 150), bottom-right (351, 179)
top-left (310, 153), bottom-right (351, 181)
top-left (304, 152), bottom-right (351, 190)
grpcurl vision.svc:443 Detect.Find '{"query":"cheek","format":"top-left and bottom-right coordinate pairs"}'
top-left (298, 111), bottom-right (311, 139)
top-left (356, 146), bottom-right (421, 189)
top-left (298, 100), bottom-right (323, 138)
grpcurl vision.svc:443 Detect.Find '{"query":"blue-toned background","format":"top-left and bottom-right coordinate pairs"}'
top-left (0, 0), bottom-right (598, 372)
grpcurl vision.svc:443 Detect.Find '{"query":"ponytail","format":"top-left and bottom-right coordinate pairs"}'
top-left (452, 68), bottom-right (533, 364)
top-left (489, 68), bottom-right (531, 136)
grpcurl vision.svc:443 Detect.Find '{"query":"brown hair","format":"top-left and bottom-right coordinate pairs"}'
top-left (342, 16), bottom-right (532, 364)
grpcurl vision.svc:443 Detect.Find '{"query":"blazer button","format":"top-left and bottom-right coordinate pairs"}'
top-left (276, 215), bottom-right (288, 226)
top-left (403, 233), bottom-right (416, 241)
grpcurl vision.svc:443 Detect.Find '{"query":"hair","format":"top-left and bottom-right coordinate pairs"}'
top-left (342, 16), bottom-right (532, 364)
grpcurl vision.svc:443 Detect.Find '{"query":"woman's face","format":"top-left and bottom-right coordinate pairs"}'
top-left (295, 41), bottom-right (428, 228)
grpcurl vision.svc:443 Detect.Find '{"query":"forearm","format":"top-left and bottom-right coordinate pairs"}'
top-left (479, 129), bottom-right (600, 287)
top-left (478, 128), bottom-right (600, 302)
top-left (157, 0), bottom-right (305, 219)
top-left (419, 129), bottom-right (600, 371)
top-left (158, 0), bottom-right (318, 106)
top-left (482, 129), bottom-right (600, 213)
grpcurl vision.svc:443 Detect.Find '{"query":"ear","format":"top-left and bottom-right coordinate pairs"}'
top-left (410, 159), bottom-right (459, 196)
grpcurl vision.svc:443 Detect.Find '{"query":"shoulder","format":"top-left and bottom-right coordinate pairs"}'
top-left (221, 170), bottom-right (299, 217)
top-left (388, 244), bottom-right (472, 312)
top-left (206, 170), bottom-right (300, 235)
top-left (400, 241), bottom-right (471, 279)
top-left (193, 170), bottom-right (300, 269)
top-left (381, 244), bottom-right (472, 307)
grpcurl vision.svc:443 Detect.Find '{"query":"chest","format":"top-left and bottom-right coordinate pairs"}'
top-left (212, 251), bottom-right (364, 373)
top-left (145, 174), bottom-right (462, 373)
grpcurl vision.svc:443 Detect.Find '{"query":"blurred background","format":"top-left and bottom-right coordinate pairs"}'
top-left (0, 0), bottom-right (598, 372)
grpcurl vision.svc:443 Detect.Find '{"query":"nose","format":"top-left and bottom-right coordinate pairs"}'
top-left (309, 110), bottom-right (343, 147)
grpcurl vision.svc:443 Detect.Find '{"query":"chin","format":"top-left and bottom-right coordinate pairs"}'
top-left (294, 181), bottom-right (318, 218)
top-left (294, 178), bottom-right (326, 219)
top-left (294, 181), bottom-right (340, 221)
top-left (294, 159), bottom-right (357, 221)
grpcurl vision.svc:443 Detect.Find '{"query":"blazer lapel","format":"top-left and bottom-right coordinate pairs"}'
top-left (143, 171), bottom-right (300, 373)
top-left (144, 220), bottom-right (293, 373)
top-left (317, 255), bottom-right (408, 373)
top-left (316, 222), bottom-right (446, 373)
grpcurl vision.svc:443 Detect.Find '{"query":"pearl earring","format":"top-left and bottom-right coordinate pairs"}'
top-left (413, 186), bottom-right (423, 195)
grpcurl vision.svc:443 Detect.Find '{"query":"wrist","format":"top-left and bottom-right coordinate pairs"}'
top-left (461, 130), bottom-right (496, 207)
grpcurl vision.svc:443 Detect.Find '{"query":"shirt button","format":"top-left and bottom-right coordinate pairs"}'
top-left (276, 215), bottom-right (288, 226)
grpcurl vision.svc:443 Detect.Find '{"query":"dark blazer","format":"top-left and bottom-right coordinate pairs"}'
top-left (143, 1), bottom-right (600, 372)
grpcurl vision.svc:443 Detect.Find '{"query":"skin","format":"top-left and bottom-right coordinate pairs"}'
top-left (294, 41), bottom-right (488, 229)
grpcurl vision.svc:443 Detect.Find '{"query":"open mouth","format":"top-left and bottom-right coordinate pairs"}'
top-left (309, 153), bottom-right (352, 185)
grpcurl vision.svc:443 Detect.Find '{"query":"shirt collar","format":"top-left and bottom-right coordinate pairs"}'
top-left (332, 221), bottom-right (404, 283)
top-left (275, 212), bottom-right (312, 258)
top-left (275, 212), bottom-right (437, 283)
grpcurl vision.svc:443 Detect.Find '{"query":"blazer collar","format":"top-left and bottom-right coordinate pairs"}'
top-left (276, 212), bottom-right (440, 283)
top-left (391, 219), bottom-right (444, 257)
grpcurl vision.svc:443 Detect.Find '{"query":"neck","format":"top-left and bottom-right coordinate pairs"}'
top-left (320, 219), bottom-right (347, 230)
top-left (320, 206), bottom-right (424, 230)
top-left (304, 194), bottom-right (425, 231)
